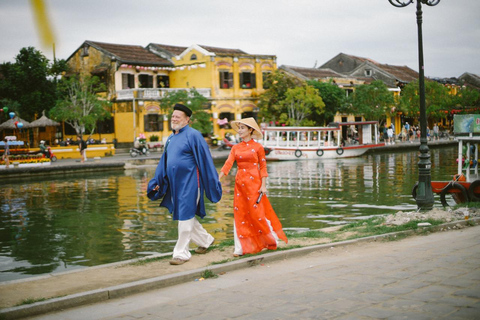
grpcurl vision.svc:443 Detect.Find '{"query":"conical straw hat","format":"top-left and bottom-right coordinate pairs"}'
top-left (230, 117), bottom-right (263, 139)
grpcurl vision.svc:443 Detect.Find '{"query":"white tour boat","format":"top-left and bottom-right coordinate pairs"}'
top-left (261, 121), bottom-right (385, 160)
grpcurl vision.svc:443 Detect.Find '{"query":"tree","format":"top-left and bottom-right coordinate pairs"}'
top-left (307, 80), bottom-right (346, 125)
top-left (50, 75), bottom-right (111, 137)
top-left (258, 70), bottom-right (303, 123)
top-left (159, 89), bottom-right (211, 135)
top-left (0, 47), bottom-right (64, 121)
top-left (281, 85), bottom-right (325, 126)
top-left (398, 80), bottom-right (451, 120)
top-left (350, 80), bottom-right (395, 123)
top-left (451, 86), bottom-right (480, 112)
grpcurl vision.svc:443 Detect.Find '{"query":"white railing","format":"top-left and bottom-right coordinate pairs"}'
top-left (116, 88), bottom-right (211, 100)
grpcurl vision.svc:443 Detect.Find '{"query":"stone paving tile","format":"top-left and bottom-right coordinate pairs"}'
top-left (417, 301), bottom-right (462, 318)
top-left (446, 306), bottom-right (480, 320)
top-left (24, 226), bottom-right (480, 320)
top-left (453, 287), bottom-right (480, 300)
top-left (353, 305), bottom-right (399, 318)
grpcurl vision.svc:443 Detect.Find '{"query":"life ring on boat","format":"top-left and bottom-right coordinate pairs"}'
top-left (440, 182), bottom-right (469, 207)
top-left (336, 147), bottom-right (344, 155)
top-left (264, 147), bottom-right (272, 156)
top-left (411, 182), bottom-right (419, 200)
top-left (316, 149), bottom-right (324, 157)
top-left (295, 149), bottom-right (302, 158)
top-left (468, 180), bottom-right (480, 202)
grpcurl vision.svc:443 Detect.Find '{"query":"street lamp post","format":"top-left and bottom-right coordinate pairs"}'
top-left (388, 0), bottom-right (439, 210)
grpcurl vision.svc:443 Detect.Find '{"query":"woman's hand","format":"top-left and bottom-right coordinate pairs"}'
top-left (218, 172), bottom-right (225, 181)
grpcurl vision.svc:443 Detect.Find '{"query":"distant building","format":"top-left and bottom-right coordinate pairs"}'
top-left (66, 41), bottom-right (276, 144)
top-left (459, 72), bottom-right (480, 91)
top-left (320, 53), bottom-right (418, 89)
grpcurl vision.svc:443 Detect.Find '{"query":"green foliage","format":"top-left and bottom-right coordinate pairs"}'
top-left (159, 89), bottom-right (211, 135)
top-left (285, 230), bottom-right (335, 239)
top-left (258, 70), bottom-right (303, 124)
top-left (50, 75), bottom-right (111, 137)
top-left (200, 269), bottom-right (218, 279)
top-left (307, 80), bottom-right (347, 125)
top-left (281, 85), bottom-right (325, 126)
top-left (398, 80), bottom-right (452, 120)
top-left (0, 47), bottom-right (66, 121)
top-left (451, 86), bottom-right (480, 111)
top-left (350, 80), bottom-right (395, 123)
top-left (16, 297), bottom-right (49, 306)
top-left (149, 134), bottom-right (159, 142)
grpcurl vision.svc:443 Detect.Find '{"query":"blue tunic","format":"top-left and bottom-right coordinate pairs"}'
top-left (147, 126), bottom-right (222, 221)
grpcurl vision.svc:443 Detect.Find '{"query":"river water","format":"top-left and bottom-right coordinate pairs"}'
top-left (0, 146), bottom-right (457, 281)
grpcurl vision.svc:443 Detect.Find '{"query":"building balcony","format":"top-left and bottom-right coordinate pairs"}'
top-left (116, 88), bottom-right (211, 101)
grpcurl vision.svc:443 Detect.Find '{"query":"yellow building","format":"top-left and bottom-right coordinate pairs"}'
top-left (66, 41), bottom-right (276, 146)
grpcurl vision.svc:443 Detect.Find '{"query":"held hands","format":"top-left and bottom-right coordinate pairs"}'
top-left (154, 185), bottom-right (160, 191)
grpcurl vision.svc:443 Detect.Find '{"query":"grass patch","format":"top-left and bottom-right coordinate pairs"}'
top-left (286, 230), bottom-right (335, 239)
top-left (16, 297), bottom-right (49, 306)
top-left (211, 258), bottom-right (234, 265)
top-left (466, 220), bottom-right (477, 227)
top-left (200, 269), bottom-right (218, 279)
top-left (339, 218), bottom-right (444, 238)
top-left (453, 202), bottom-right (480, 209)
top-left (210, 239), bottom-right (235, 252)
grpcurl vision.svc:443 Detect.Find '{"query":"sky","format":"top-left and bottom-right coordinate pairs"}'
top-left (1, 0), bottom-right (479, 79)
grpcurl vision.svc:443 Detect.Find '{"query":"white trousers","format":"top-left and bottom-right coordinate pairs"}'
top-left (173, 217), bottom-right (214, 260)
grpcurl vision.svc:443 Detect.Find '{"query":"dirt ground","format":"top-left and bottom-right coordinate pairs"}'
top-left (1, 207), bottom-right (478, 309)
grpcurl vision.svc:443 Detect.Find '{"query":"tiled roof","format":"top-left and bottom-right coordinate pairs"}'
top-left (284, 65), bottom-right (344, 79)
top-left (378, 64), bottom-right (418, 82)
top-left (342, 53), bottom-right (380, 65)
top-left (338, 53), bottom-right (418, 82)
top-left (197, 45), bottom-right (247, 55)
top-left (148, 43), bottom-right (188, 56)
top-left (86, 41), bottom-right (173, 66)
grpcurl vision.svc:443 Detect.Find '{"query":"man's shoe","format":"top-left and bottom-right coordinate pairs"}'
top-left (195, 246), bottom-right (208, 254)
top-left (169, 258), bottom-right (188, 265)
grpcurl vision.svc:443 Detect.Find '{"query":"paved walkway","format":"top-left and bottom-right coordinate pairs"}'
top-left (29, 225), bottom-right (480, 320)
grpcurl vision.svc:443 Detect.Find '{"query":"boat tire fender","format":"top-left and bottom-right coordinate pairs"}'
top-left (295, 149), bottom-right (302, 158)
top-left (336, 147), bottom-right (344, 155)
top-left (468, 180), bottom-right (480, 202)
top-left (440, 182), bottom-right (469, 207)
top-left (264, 147), bottom-right (272, 156)
top-left (316, 149), bottom-right (324, 157)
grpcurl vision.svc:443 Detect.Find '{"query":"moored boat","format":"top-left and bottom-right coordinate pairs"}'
top-left (422, 114), bottom-right (480, 207)
top-left (428, 136), bottom-right (480, 207)
top-left (261, 121), bottom-right (384, 160)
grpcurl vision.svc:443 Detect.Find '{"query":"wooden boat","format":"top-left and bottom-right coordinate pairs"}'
top-left (261, 121), bottom-right (384, 160)
top-left (428, 136), bottom-right (480, 207)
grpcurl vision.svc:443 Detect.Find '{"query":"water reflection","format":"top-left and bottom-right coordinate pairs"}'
top-left (0, 147), bottom-right (457, 281)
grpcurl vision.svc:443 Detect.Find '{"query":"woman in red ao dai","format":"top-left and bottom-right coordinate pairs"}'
top-left (219, 118), bottom-right (288, 256)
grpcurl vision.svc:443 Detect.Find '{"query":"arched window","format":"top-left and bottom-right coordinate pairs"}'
top-left (190, 54), bottom-right (197, 61)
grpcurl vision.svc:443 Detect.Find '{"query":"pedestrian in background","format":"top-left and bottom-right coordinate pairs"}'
top-left (387, 126), bottom-right (394, 145)
top-left (77, 136), bottom-right (87, 163)
top-left (433, 123), bottom-right (439, 140)
top-left (147, 104), bottom-right (222, 265)
top-left (219, 117), bottom-right (288, 257)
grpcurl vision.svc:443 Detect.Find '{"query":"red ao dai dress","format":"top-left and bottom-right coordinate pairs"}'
top-left (221, 140), bottom-right (288, 255)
